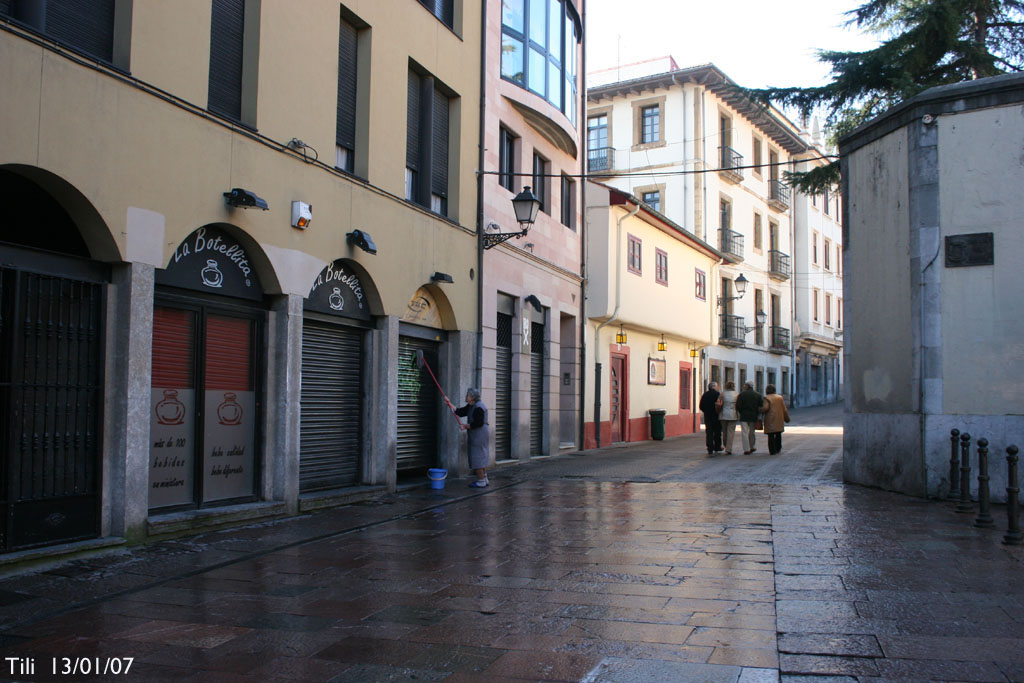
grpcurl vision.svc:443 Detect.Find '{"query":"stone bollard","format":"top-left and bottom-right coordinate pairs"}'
top-left (1005, 445), bottom-right (1022, 546)
top-left (948, 428), bottom-right (961, 500)
top-left (956, 433), bottom-right (973, 513)
top-left (974, 438), bottom-right (994, 528)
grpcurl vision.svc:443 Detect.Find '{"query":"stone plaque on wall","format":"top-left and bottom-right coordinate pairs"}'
top-left (945, 233), bottom-right (994, 268)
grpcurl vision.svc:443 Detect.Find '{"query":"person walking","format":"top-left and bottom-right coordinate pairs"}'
top-left (455, 388), bottom-right (490, 487)
top-left (698, 381), bottom-right (723, 455)
top-left (718, 380), bottom-right (739, 455)
top-left (735, 381), bottom-right (765, 455)
top-left (762, 384), bottom-right (791, 455)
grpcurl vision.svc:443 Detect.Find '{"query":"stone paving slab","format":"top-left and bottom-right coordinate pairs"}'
top-left (0, 405), bottom-right (1021, 681)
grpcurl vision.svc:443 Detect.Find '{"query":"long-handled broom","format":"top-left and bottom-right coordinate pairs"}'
top-left (414, 350), bottom-right (462, 425)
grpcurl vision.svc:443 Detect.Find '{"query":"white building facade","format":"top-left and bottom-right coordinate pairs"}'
top-left (791, 146), bottom-right (844, 406)
top-left (586, 62), bottom-right (808, 399)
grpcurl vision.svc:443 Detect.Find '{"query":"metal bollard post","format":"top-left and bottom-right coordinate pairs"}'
top-left (1005, 445), bottom-right (1022, 546)
top-left (948, 428), bottom-right (960, 500)
top-left (974, 438), bottom-right (994, 528)
top-left (956, 433), bottom-right (973, 513)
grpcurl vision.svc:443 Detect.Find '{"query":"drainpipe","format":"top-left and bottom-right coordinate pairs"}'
top-left (577, 2), bottom-right (587, 453)
top-left (593, 200), bottom-right (640, 448)
top-left (474, 0), bottom-right (487, 390)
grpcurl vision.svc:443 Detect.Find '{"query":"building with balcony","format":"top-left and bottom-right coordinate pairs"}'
top-left (791, 139), bottom-right (844, 407)
top-left (587, 60), bottom-right (807, 401)
top-left (482, 0), bottom-right (585, 461)
top-left (584, 184), bottom-right (721, 447)
top-left (0, 0), bottom-right (483, 559)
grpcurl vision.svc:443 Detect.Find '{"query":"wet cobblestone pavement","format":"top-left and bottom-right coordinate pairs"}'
top-left (0, 404), bottom-right (1022, 681)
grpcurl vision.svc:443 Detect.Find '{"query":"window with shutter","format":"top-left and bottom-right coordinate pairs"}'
top-left (406, 67), bottom-right (454, 217)
top-left (209, 0), bottom-right (246, 122)
top-left (336, 14), bottom-right (359, 173)
top-left (3, 0), bottom-right (116, 62)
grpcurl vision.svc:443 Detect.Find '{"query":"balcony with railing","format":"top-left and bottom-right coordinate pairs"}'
top-left (719, 314), bottom-right (747, 346)
top-left (768, 179), bottom-right (791, 211)
top-left (718, 146), bottom-right (743, 184)
top-left (719, 229), bottom-right (744, 262)
top-left (588, 147), bottom-right (614, 173)
top-left (769, 250), bottom-right (791, 280)
top-left (769, 326), bottom-right (791, 353)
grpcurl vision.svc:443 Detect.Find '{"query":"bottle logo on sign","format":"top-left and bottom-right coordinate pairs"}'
top-left (329, 287), bottom-right (345, 311)
top-left (201, 260), bottom-right (224, 288)
top-left (155, 389), bottom-right (186, 425)
top-left (217, 392), bottom-right (243, 425)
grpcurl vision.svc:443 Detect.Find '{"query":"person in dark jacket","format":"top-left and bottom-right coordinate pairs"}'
top-left (735, 381), bottom-right (766, 455)
top-left (455, 388), bottom-right (490, 487)
top-left (698, 381), bottom-right (723, 455)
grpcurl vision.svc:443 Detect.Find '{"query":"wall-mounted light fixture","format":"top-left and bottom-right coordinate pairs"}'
top-left (739, 309), bottom-right (769, 334)
top-left (717, 273), bottom-right (748, 307)
top-left (346, 229), bottom-right (377, 255)
top-left (657, 334), bottom-right (667, 352)
top-left (291, 201), bottom-right (312, 229)
top-left (431, 271), bottom-right (453, 284)
top-left (224, 188), bottom-right (269, 211)
top-left (689, 347), bottom-right (698, 358)
top-left (483, 186), bottom-right (542, 249)
top-left (615, 325), bottom-right (627, 345)
top-left (524, 294), bottom-right (543, 313)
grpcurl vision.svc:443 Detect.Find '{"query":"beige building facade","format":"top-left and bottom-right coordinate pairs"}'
top-left (584, 183), bottom-right (720, 446)
top-left (0, 0), bottom-right (481, 559)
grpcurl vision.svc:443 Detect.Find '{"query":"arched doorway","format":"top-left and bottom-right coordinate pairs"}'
top-left (299, 259), bottom-right (376, 492)
top-left (0, 169), bottom-right (109, 551)
top-left (149, 225), bottom-right (268, 511)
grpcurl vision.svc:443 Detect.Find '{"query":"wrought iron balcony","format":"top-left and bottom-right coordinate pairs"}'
top-left (718, 146), bottom-right (744, 183)
top-left (588, 146), bottom-right (614, 173)
top-left (719, 229), bottom-right (744, 262)
top-left (768, 179), bottom-right (791, 211)
top-left (769, 250), bottom-right (791, 280)
top-left (769, 326), bottom-right (791, 353)
top-left (719, 314), bottom-right (747, 346)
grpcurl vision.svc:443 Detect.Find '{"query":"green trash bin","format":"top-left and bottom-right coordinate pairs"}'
top-left (649, 409), bottom-right (666, 440)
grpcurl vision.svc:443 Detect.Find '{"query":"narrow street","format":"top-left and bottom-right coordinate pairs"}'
top-left (1, 404), bottom-right (1022, 682)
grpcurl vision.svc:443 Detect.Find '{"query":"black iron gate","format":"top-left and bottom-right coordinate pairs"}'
top-left (0, 264), bottom-right (105, 551)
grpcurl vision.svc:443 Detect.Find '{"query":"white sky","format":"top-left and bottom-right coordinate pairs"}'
top-left (585, 1), bottom-right (880, 89)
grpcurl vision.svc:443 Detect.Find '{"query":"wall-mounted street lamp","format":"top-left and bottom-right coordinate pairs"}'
top-left (657, 334), bottom-right (667, 352)
top-left (615, 325), bottom-right (627, 345)
top-left (716, 273), bottom-right (748, 307)
top-left (739, 309), bottom-right (769, 334)
top-left (483, 186), bottom-right (542, 249)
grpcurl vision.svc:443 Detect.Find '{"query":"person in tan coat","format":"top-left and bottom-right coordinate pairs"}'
top-left (762, 384), bottom-right (790, 455)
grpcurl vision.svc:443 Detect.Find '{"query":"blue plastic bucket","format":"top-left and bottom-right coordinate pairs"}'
top-left (427, 468), bottom-right (447, 490)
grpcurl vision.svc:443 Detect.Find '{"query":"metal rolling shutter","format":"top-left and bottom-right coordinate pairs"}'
top-left (208, 0), bottom-right (245, 121)
top-left (299, 321), bottom-right (362, 491)
top-left (46, 0), bottom-right (115, 62)
top-left (529, 322), bottom-right (544, 455)
top-left (494, 313), bottom-right (512, 460)
top-left (397, 337), bottom-right (438, 470)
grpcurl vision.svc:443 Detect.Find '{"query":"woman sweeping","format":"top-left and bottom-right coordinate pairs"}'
top-left (455, 388), bottom-right (490, 487)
